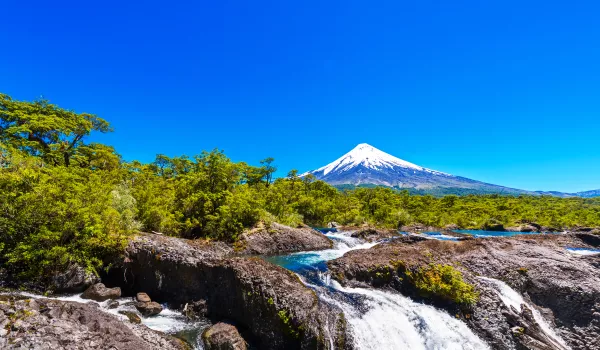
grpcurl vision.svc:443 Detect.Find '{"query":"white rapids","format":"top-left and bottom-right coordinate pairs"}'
top-left (296, 231), bottom-right (491, 350)
top-left (478, 277), bottom-right (570, 349)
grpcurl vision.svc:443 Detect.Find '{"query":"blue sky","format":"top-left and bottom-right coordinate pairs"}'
top-left (1, 0), bottom-right (599, 192)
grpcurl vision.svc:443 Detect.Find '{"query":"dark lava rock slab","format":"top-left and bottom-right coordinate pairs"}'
top-left (0, 296), bottom-right (187, 349)
top-left (81, 283), bottom-right (121, 302)
top-left (238, 222), bottom-right (333, 255)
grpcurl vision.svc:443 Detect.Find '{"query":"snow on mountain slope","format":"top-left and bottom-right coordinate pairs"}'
top-left (310, 143), bottom-right (449, 176)
top-left (302, 143), bottom-right (532, 193)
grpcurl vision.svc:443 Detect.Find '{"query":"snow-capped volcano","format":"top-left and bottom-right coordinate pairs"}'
top-left (311, 143), bottom-right (449, 177)
top-left (303, 143), bottom-right (532, 194)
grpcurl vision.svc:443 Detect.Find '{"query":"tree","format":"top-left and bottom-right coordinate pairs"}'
top-left (0, 93), bottom-right (112, 166)
top-left (260, 157), bottom-right (277, 185)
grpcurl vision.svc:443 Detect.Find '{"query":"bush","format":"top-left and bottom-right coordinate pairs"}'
top-left (406, 263), bottom-right (478, 307)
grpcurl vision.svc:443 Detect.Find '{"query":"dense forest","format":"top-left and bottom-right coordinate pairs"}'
top-left (1, 93), bottom-right (599, 282)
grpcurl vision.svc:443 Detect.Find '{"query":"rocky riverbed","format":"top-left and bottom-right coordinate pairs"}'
top-left (328, 233), bottom-right (600, 350)
top-left (2, 225), bottom-right (599, 349)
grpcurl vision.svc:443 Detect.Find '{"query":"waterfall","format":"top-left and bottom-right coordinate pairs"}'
top-left (478, 277), bottom-right (570, 349)
top-left (284, 231), bottom-right (491, 350)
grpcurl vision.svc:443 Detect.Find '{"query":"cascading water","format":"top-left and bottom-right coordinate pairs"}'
top-left (478, 277), bottom-right (570, 350)
top-left (265, 231), bottom-right (490, 349)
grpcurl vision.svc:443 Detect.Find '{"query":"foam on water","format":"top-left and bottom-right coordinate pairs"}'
top-left (313, 277), bottom-right (489, 350)
top-left (566, 247), bottom-right (600, 256)
top-left (478, 277), bottom-right (569, 349)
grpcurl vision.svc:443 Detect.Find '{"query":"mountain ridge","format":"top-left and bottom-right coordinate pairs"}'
top-left (302, 143), bottom-right (599, 197)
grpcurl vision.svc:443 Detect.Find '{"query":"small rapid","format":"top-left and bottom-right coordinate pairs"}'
top-left (478, 277), bottom-right (570, 349)
top-left (15, 291), bottom-right (209, 349)
top-left (266, 231), bottom-right (490, 350)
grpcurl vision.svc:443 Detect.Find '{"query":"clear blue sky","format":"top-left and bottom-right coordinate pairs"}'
top-left (1, 0), bottom-right (599, 192)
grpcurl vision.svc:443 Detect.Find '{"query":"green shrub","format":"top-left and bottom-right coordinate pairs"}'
top-left (406, 263), bottom-right (478, 307)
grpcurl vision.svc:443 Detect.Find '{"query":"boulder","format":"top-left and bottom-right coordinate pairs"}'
top-left (351, 228), bottom-right (377, 239)
top-left (202, 323), bottom-right (247, 350)
top-left (327, 222), bottom-right (340, 228)
top-left (50, 264), bottom-right (100, 293)
top-left (136, 301), bottom-right (163, 317)
top-left (0, 296), bottom-right (186, 349)
top-left (237, 222), bottom-right (333, 255)
top-left (137, 292), bottom-right (152, 303)
top-left (81, 283), bottom-right (121, 302)
top-left (506, 224), bottom-right (539, 232)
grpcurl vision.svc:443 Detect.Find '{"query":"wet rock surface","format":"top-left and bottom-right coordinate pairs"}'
top-left (134, 292), bottom-right (163, 316)
top-left (81, 283), bottom-right (121, 302)
top-left (328, 233), bottom-right (600, 350)
top-left (109, 233), bottom-right (349, 350)
top-left (237, 222), bottom-right (333, 255)
top-left (348, 227), bottom-right (399, 242)
top-left (136, 301), bottom-right (163, 317)
top-left (202, 322), bottom-right (247, 350)
top-left (50, 264), bottom-right (100, 293)
top-left (0, 295), bottom-right (187, 349)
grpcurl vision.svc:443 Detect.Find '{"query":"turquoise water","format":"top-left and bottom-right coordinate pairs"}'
top-left (452, 230), bottom-right (560, 238)
top-left (312, 227), bottom-right (338, 234)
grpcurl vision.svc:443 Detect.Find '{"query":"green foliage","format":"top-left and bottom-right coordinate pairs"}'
top-left (0, 146), bottom-right (135, 281)
top-left (0, 93), bottom-right (112, 167)
top-left (1, 92), bottom-right (600, 286)
top-left (406, 263), bottom-right (478, 307)
top-left (278, 309), bottom-right (300, 339)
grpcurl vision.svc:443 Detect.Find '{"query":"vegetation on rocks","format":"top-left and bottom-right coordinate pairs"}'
top-left (1, 92), bottom-right (600, 286)
top-left (405, 263), bottom-right (478, 307)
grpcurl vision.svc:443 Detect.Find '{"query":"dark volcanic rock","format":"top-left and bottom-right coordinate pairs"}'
top-left (50, 264), bottom-right (100, 293)
top-left (81, 283), bottom-right (121, 302)
top-left (202, 322), bottom-right (247, 350)
top-left (328, 234), bottom-right (600, 350)
top-left (506, 224), bottom-right (539, 232)
top-left (482, 219), bottom-right (505, 231)
top-left (350, 227), bottom-right (399, 242)
top-left (112, 233), bottom-right (349, 350)
top-left (575, 232), bottom-right (600, 247)
top-left (184, 299), bottom-right (208, 320)
top-left (136, 301), bottom-right (163, 316)
top-left (0, 295), bottom-right (186, 349)
top-left (238, 222), bottom-right (333, 255)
